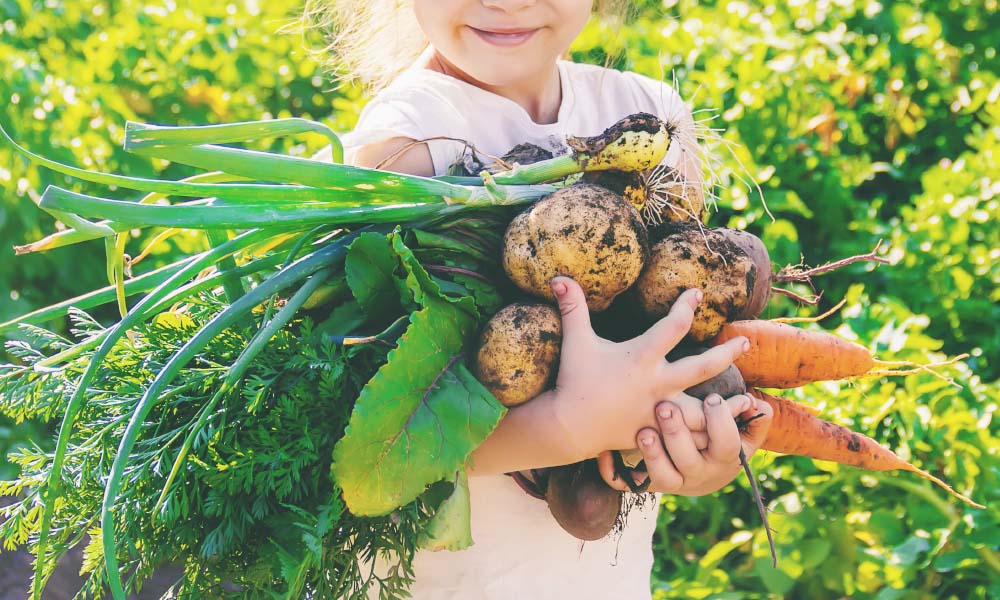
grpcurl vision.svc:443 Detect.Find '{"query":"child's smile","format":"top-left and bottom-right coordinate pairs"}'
top-left (466, 25), bottom-right (539, 48)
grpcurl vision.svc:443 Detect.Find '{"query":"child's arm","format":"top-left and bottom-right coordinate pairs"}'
top-left (350, 136), bottom-right (436, 177)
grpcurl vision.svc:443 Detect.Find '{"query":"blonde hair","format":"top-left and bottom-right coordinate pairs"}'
top-left (301, 0), bottom-right (632, 93)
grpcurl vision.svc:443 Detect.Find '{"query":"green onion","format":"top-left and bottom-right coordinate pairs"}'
top-left (124, 118), bottom-right (344, 163)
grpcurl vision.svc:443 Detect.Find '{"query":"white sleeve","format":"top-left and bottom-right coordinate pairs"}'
top-left (339, 100), bottom-right (424, 164)
top-left (340, 96), bottom-right (466, 175)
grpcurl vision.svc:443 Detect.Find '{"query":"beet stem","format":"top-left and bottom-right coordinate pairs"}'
top-left (423, 264), bottom-right (495, 284)
top-left (774, 239), bottom-right (890, 282)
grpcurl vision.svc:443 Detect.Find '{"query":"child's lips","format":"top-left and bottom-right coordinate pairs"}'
top-left (468, 26), bottom-right (538, 47)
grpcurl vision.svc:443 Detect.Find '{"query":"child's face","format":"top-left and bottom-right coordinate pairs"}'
top-left (413, 0), bottom-right (593, 88)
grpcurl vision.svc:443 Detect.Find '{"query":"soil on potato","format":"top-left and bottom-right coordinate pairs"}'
top-left (566, 112), bottom-right (665, 167)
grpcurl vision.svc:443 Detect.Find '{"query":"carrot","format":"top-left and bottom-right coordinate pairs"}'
top-left (716, 320), bottom-right (873, 388)
top-left (749, 389), bottom-right (983, 508)
top-left (715, 320), bottom-right (966, 388)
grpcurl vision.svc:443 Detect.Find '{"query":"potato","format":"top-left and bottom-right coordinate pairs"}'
top-left (502, 183), bottom-right (649, 312)
top-left (633, 223), bottom-right (756, 341)
top-left (473, 303), bottom-right (561, 407)
top-left (545, 459), bottom-right (622, 541)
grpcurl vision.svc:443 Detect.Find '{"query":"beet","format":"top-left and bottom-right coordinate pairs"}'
top-left (545, 459), bottom-right (622, 541)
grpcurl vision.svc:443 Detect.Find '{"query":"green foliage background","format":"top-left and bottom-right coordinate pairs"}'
top-left (1, 0), bottom-right (997, 598)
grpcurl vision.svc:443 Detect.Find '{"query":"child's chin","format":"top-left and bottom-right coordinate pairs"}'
top-left (460, 59), bottom-right (558, 89)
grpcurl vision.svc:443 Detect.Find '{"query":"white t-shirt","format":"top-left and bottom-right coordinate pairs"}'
top-left (339, 60), bottom-right (695, 177)
top-left (338, 60), bottom-right (695, 600)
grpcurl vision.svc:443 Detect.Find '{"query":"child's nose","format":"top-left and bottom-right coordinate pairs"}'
top-left (481, 0), bottom-right (537, 12)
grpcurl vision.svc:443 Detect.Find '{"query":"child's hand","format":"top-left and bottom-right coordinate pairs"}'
top-left (597, 393), bottom-right (774, 496)
top-left (545, 275), bottom-right (749, 462)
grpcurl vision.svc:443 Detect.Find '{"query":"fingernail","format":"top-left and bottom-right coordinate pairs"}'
top-left (551, 279), bottom-right (567, 297)
top-left (633, 473), bottom-right (648, 486)
top-left (640, 435), bottom-right (656, 447)
top-left (706, 394), bottom-right (722, 407)
top-left (741, 337), bottom-right (750, 352)
top-left (695, 289), bottom-right (703, 303)
top-left (657, 404), bottom-right (673, 419)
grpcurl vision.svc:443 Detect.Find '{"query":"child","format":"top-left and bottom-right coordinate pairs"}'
top-left (309, 1), bottom-right (774, 597)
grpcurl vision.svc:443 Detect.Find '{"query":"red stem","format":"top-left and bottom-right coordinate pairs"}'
top-left (424, 264), bottom-right (495, 284)
top-left (774, 240), bottom-right (890, 283)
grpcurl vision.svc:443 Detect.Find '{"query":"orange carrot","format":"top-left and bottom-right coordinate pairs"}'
top-left (750, 389), bottom-right (983, 508)
top-left (715, 320), bottom-right (873, 388)
top-left (715, 320), bottom-right (966, 389)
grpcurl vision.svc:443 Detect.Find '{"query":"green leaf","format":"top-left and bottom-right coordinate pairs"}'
top-left (316, 298), bottom-right (368, 336)
top-left (345, 233), bottom-right (401, 319)
top-left (331, 301), bottom-right (504, 516)
top-left (799, 538), bottom-right (832, 570)
top-left (412, 229), bottom-right (491, 263)
top-left (755, 557), bottom-right (796, 595)
top-left (418, 470), bottom-right (473, 551)
top-left (390, 232), bottom-right (477, 318)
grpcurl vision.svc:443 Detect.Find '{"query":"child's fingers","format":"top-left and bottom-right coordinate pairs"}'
top-left (550, 276), bottom-right (594, 348)
top-left (669, 392), bottom-right (708, 431)
top-left (671, 393), bottom-right (752, 432)
top-left (704, 394), bottom-right (742, 464)
top-left (728, 394), bottom-right (753, 417)
top-left (740, 395), bottom-right (775, 455)
top-left (596, 450), bottom-right (632, 492)
top-left (639, 288), bottom-right (701, 357)
top-left (664, 336), bottom-right (748, 392)
top-left (655, 401), bottom-right (704, 475)
top-left (636, 428), bottom-right (683, 493)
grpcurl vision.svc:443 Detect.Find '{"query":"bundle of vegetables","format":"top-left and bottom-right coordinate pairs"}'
top-left (0, 114), bottom-right (677, 599)
top-left (0, 105), bottom-right (980, 600)
top-left (465, 136), bottom-right (983, 552)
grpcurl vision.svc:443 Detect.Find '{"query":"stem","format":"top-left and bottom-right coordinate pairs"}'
top-left (741, 448), bottom-right (777, 568)
top-left (2, 119), bottom-right (455, 202)
top-left (206, 229), bottom-right (247, 307)
top-left (423, 264), bottom-right (495, 284)
top-left (325, 315), bottom-right (410, 347)
top-left (771, 297), bottom-right (847, 324)
top-left (775, 240), bottom-right (891, 283)
top-left (771, 286), bottom-right (822, 305)
top-left (125, 118), bottom-right (343, 163)
top-left (0, 256), bottom-right (194, 334)
top-left (486, 154), bottom-right (582, 184)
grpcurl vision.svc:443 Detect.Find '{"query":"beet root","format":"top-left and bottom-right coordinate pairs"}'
top-left (545, 459), bottom-right (622, 541)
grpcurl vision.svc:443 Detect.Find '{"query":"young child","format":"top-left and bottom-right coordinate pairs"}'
top-left (309, 1), bottom-right (774, 597)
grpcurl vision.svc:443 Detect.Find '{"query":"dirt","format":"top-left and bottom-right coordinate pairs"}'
top-left (567, 112), bottom-right (664, 156)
